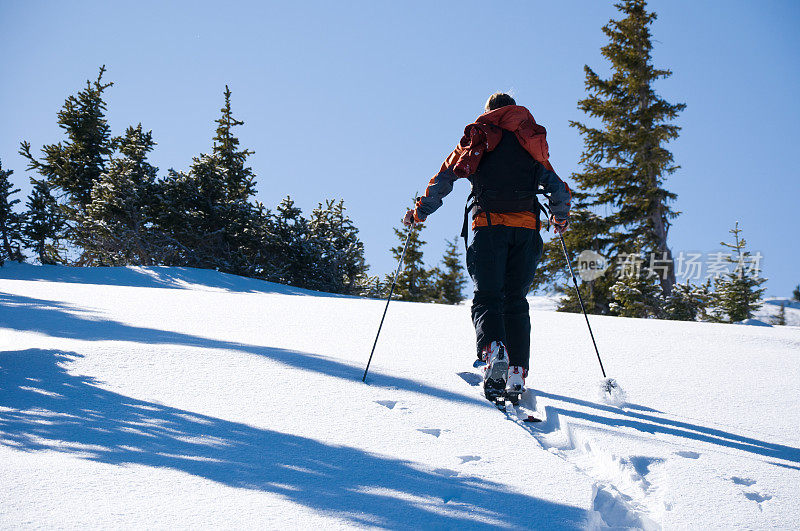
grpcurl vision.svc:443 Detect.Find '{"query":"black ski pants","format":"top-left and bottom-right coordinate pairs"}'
top-left (466, 225), bottom-right (543, 369)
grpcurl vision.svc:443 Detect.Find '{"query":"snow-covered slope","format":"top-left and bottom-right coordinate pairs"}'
top-left (755, 297), bottom-right (800, 327)
top-left (1, 263), bottom-right (798, 529)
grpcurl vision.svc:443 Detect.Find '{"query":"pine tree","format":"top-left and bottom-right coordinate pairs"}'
top-left (77, 124), bottom-right (163, 266)
top-left (388, 220), bottom-right (435, 302)
top-left (308, 199), bottom-right (370, 294)
top-left (261, 196), bottom-right (320, 287)
top-left (663, 280), bottom-right (710, 321)
top-left (433, 237), bottom-right (467, 305)
top-left (159, 155), bottom-right (248, 272)
top-left (557, 276), bottom-right (616, 315)
top-left (608, 249), bottom-right (664, 318)
top-left (157, 87), bottom-right (264, 275)
top-left (793, 285), bottom-right (800, 303)
top-left (213, 86), bottom-right (257, 202)
top-left (539, 0), bottom-right (684, 311)
top-left (20, 66), bottom-right (115, 214)
top-left (771, 303), bottom-right (786, 326)
top-left (22, 178), bottom-right (64, 265)
top-left (0, 159), bottom-right (26, 264)
top-left (554, 211), bottom-right (615, 314)
top-left (694, 279), bottom-right (714, 322)
top-left (359, 275), bottom-right (386, 299)
top-left (709, 222), bottom-right (766, 323)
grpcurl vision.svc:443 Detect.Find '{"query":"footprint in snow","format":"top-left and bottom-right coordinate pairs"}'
top-left (434, 468), bottom-right (459, 477)
top-left (458, 455), bottom-right (481, 464)
top-left (627, 456), bottom-right (664, 478)
top-left (743, 491), bottom-right (772, 504)
top-left (674, 450), bottom-right (700, 459)
top-left (375, 400), bottom-right (397, 410)
top-left (418, 428), bottom-right (444, 437)
top-left (729, 477), bottom-right (771, 508)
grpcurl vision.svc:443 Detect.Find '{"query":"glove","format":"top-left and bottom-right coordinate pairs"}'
top-left (402, 209), bottom-right (416, 227)
top-left (551, 215), bottom-right (569, 235)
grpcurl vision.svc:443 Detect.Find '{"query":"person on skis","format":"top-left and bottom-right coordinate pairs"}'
top-left (402, 93), bottom-right (571, 402)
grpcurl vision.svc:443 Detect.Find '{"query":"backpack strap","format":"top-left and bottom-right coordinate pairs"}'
top-left (538, 193), bottom-right (552, 231)
top-left (461, 189), bottom-right (476, 251)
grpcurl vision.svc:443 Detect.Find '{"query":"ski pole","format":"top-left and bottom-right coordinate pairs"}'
top-left (362, 222), bottom-right (414, 383)
top-left (557, 231), bottom-right (608, 379)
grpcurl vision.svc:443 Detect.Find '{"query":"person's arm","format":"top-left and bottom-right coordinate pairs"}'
top-left (538, 164), bottom-right (571, 223)
top-left (414, 167), bottom-right (458, 222)
top-left (404, 144), bottom-right (465, 225)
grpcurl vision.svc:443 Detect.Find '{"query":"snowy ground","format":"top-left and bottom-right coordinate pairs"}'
top-left (1, 263), bottom-right (798, 529)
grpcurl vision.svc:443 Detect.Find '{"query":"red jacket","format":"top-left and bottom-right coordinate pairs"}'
top-left (416, 105), bottom-right (562, 230)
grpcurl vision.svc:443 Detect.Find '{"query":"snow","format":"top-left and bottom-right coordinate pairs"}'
top-left (1, 262), bottom-right (799, 529)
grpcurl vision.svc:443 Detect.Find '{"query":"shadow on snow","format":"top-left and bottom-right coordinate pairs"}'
top-left (532, 390), bottom-right (800, 465)
top-left (3, 289), bottom-right (798, 484)
top-left (0, 349), bottom-right (585, 529)
top-left (0, 292), bottom-right (479, 407)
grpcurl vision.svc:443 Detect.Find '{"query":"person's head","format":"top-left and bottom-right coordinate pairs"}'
top-left (485, 92), bottom-right (516, 112)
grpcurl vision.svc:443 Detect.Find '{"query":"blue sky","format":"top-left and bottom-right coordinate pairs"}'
top-left (1, 1), bottom-right (798, 296)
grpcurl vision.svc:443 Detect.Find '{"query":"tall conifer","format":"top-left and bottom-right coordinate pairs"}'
top-left (538, 0), bottom-right (684, 312)
top-left (213, 85), bottom-right (256, 201)
top-left (20, 66), bottom-right (115, 212)
top-left (158, 87), bottom-right (263, 275)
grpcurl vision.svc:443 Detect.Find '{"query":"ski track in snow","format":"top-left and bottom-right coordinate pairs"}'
top-left (456, 373), bottom-right (666, 530)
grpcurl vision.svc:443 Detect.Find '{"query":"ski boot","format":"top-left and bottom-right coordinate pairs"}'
top-left (481, 341), bottom-right (509, 402)
top-left (505, 366), bottom-right (528, 405)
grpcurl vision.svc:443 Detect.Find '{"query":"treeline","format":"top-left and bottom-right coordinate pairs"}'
top-left (0, 66), bottom-right (467, 302)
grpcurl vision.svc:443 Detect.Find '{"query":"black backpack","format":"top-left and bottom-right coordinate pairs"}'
top-left (460, 129), bottom-right (546, 247)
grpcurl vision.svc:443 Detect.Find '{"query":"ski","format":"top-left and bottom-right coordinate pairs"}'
top-left (458, 367), bottom-right (542, 422)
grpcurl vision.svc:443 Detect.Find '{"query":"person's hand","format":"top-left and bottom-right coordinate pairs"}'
top-left (402, 209), bottom-right (416, 227)
top-left (551, 216), bottom-right (569, 235)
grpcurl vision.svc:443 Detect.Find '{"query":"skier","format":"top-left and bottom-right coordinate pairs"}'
top-left (403, 93), bottom-right (571, 402)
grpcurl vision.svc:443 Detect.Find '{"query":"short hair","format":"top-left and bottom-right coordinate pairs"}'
top-left (485, 92), bottom-right (516, 111)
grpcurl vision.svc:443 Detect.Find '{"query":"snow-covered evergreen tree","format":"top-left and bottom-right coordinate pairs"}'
top-left (433, 237), bottom-right (467, 305)
top-left (609, 254), bottom-right (664, 318)
top-left (663, 280), bottom-right (710, 321)
top-left (77, 124), bottom-right (164, 266)
top-left (0, 159), bottom-right (25, 264)
top-left (308, 199), bottom-right (370, 295)
top-left (709, 222), bottom-right (766, 323)
top-left (157, 87), bottom-right (264, 276)
top-left (260, 196), bottom-right (319, 287)
top-left (358, 275), bottom-right (386, 299)
top-left (23, 178), bottom-right (64, 264)
top-left (539, 0), bottom-right (684, 312)
top-left (793, 285), bottom-right (800, 303)
top-left (388, 219), bottom-right (435, 303)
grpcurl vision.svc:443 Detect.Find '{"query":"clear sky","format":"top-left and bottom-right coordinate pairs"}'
top-left (1, 0), bottom-right (798, 296)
